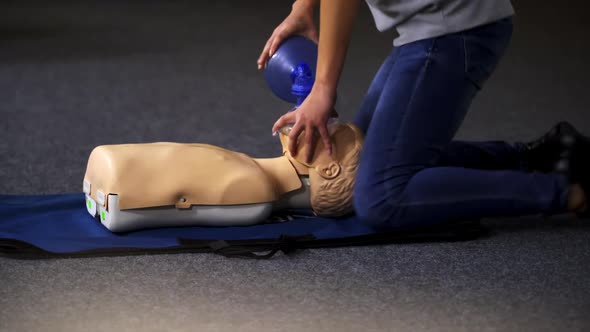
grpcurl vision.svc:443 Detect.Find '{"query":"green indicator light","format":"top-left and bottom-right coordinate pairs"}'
top-left (87, 200), bottom-right (92, 209)
top-left (101, 211), bottom-right (106, 220)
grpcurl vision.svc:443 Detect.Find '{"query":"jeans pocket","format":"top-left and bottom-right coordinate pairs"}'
top-left (462, 17), bottom-right (513, 89)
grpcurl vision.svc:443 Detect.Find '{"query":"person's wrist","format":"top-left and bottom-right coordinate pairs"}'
top-left (293, 0), bottom-right (317, 12)
top-left (311, 80), bottom-right (338, 104)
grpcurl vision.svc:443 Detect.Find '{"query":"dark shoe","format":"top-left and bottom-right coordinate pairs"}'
top-left (523, 121), bottom-right (590, 218)
top-left (523, 121), bottom-right (587, 174)
top-left (578, 206), bottom-right (589, 218)
top-left (569, 140), bottom-right (590, 218)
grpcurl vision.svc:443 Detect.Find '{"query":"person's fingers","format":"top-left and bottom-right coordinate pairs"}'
top-left (317, 124), bottom-right (332, 156)
top-left (268, 28), bottom-right (287, 57)
top-left (288, 122), bottom-right (304, 156)
top-left (304, 125), bottom-right (315, 163)
top-left (272, 111), bottom-right (295, 134)
top-left (258, 36), bottom-right (274, 70)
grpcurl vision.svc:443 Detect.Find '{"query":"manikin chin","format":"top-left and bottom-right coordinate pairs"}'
top-left (82, 122), bottom-right (364, 232)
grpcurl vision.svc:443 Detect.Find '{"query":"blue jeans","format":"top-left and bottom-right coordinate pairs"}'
top-left (352, 17), bottom-right (570, 229)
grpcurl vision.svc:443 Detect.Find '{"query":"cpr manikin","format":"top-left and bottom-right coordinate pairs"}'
top-left (83, 122), bottom-right (364, 232)
top-left (82, 35), bottom-right (354, 232)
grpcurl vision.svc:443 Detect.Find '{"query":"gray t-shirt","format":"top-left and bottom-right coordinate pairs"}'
top-left (365, 0), bottom-right (515, 46)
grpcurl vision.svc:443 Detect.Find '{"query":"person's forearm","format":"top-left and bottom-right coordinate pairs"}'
top-left (315, 0), bottom-right (360, 98)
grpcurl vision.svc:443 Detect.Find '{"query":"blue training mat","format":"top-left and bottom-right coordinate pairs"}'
top-left (0, 193), bottom-right (484, 258)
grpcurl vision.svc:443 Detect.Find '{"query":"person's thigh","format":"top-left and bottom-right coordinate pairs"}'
top-left (353, 48), bottom-right (399, 135)
top-left (436, 140), bottom-right (528, 170)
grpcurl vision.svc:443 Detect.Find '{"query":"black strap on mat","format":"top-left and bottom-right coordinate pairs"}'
top-left (203, 234), bottom-right (317, 259)
top-left (179, 219), bottom-right (487, 259)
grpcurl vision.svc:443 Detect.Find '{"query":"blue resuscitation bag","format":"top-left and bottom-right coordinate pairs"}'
top-left (0, 193), bottom-right (485, 259)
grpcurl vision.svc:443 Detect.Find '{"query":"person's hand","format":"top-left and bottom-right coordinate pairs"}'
top-left (257, 0), bottom-right (318, 70)
top-left (272, 85), bottom-right (336, 163)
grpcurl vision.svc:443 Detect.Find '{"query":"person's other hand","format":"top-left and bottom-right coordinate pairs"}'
top-left (257, 0), bottom-right (318, 70)
top-left (272, 85), bottom-right (336, 163)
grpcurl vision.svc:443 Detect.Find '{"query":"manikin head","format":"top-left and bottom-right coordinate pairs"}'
top-left (279, 123), bottom-right (364, 217)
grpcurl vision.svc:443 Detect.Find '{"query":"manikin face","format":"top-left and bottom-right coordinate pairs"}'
top-left (278, 123), bottom-right (364, 217)
top-left (279, 124), bottom-right (362, 179)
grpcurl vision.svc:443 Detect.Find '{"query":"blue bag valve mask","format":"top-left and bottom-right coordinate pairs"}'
top-left (264, 36), bottom-right (339, 136)
top-left (263, 35), bottom-right (318, 105)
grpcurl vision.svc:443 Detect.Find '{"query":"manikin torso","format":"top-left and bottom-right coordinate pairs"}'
top-left (83, 123), bottom-right (363, 232)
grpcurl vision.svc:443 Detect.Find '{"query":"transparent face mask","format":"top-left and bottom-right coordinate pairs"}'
top-left (277, 116), bottom-right (340, 137)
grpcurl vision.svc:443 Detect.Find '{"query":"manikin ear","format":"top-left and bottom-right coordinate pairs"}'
top-left (315, 161), bottom-right (341, 179)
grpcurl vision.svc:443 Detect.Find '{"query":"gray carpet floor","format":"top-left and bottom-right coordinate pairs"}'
top-left (1, 1), bottom-right (589, 331)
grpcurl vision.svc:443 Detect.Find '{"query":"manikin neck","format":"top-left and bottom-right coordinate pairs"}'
top-left (253, 156), bottom-right (311, 211)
